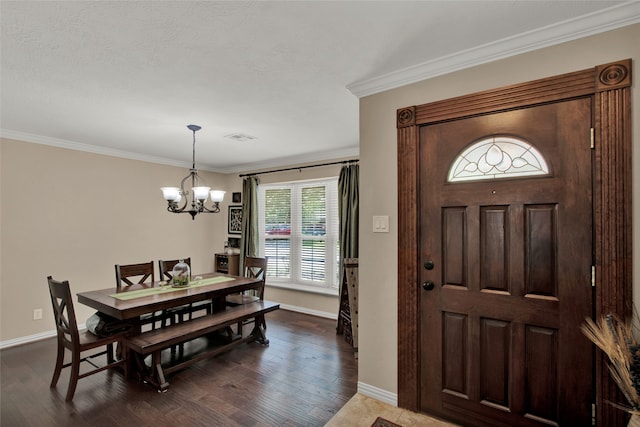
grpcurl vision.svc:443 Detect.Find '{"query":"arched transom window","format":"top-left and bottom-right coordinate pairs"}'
top-left (447, 136), bottom-right (550, 182)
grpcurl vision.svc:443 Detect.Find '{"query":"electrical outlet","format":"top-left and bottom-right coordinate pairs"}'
top-left (33, 308), bottom-right (43, 320)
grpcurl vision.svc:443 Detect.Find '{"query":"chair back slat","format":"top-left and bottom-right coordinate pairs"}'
top-left (115, 261), bottom-right (154, 290)
top-left (158, 258), bottom-right (191, 281)
top-left (244, 257), bottom-right (268, 300)
top-left (47, 276), bottom-right (79, 348)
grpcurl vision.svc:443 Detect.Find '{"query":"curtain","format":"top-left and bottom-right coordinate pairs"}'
top-left (337, 163), bottom-right (359, 352)
top-left (239, 176), bottom-right (259, 274)
top-left (338, 163), bottom-right (359, 272)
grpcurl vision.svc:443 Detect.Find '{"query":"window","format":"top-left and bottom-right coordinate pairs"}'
top-left (448, 136), bottom-right (550, 182)
top-left (258, 177), bottom-right (339, 293)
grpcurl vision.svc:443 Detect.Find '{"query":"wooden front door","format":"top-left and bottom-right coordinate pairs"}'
top-left (419, 99), bottom-right (593, 426)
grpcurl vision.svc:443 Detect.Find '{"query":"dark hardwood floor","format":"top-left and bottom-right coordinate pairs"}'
top-left (1, 309), bottom-right (357, 427)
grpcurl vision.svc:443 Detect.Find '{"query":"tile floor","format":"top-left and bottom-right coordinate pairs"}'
top-left (325, 393), bottom-right (460, 427)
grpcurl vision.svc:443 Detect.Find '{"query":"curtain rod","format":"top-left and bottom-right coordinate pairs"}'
top-left (238, 159), bottom-right (358, 177)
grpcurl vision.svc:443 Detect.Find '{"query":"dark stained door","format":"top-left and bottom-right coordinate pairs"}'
top-left (419, 98), bottom-right (593, 426)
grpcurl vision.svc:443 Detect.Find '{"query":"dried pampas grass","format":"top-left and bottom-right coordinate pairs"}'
top-left (582, 314), bottom-right (640, 418)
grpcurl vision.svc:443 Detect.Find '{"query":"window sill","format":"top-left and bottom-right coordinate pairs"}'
top-left (266, 281), bottom-right (339, 297)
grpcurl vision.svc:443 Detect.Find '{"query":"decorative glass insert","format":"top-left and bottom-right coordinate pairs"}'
top-left (447, 136), bottom-right (549, 182)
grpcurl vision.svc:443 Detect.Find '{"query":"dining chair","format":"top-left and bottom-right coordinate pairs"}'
top-left (225, 256), bottom-right (268, 334)
top-left (115, 261), bottom-right (166, 329)
top-left (48, 276), bottom-right (127, 401)
top-left (158, 258), bottom-right (211, 322)
top-left (115, 261), bottom-right (154, 290)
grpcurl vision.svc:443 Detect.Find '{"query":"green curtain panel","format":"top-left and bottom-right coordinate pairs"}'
top-left (239, 176), bottom-right (259, 274)
top-left (338, 163), bottom-right (359, 272)
top-left (337, 163), bottom-right (359, 350)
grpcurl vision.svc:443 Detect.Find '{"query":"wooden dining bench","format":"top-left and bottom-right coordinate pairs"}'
top-left (123, 300), bottom-right (279, 391)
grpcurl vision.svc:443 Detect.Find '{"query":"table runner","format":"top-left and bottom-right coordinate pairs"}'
top-left (109, 276), bottom-right (235, 301)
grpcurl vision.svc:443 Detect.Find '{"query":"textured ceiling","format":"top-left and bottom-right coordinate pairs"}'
top-left (1, 1), bottom-right (638, 172)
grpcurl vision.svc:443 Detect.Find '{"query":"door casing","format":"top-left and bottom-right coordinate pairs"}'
top-left (396, 59), bottom-right (633, 427)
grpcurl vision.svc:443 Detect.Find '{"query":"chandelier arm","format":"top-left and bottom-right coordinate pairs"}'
top-left (179, 172), bottom-right (193, 195)
top-left (167, 194), bottom-right (189, 213)
top-left (199, 203), bottom-right (221, 214)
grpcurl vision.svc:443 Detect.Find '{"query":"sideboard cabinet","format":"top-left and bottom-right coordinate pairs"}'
top-left (214, 253), bottom-right (239, 276)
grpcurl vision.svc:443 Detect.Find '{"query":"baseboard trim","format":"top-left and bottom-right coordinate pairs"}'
top-left (1, 329), bottom-right (57, 350)
top-left (278, 304), bottom-right (337, 320)
top-left (357, 382), bottom-right (398, 407)
top-left (0, 305), bottom-right (336, 350)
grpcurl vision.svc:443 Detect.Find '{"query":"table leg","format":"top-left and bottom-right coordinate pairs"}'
top-left (250, 314), bottom-right (269, 345)
top-left (150, 351), bottom-right (169, 392)
top-left (123, 319), bottom-right (142, 380)
top-left (211, 296), bottom-right (226, 313)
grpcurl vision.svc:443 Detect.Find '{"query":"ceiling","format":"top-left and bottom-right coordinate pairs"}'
top-left (2, 1), bottom-right (638, 173)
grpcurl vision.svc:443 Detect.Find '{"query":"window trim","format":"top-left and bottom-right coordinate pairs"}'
top-left (265, 281), bottom-right (339, 296)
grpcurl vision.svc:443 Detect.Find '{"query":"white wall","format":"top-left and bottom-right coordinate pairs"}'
top-left (0, 138), bottom-right (226, 341)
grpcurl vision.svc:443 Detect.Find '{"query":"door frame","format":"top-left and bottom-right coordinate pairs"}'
top-left (397, 59), bottom-right (632, 426)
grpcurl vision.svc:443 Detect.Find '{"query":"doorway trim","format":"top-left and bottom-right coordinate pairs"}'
top-left (396, 59), bottom-right (632, 426)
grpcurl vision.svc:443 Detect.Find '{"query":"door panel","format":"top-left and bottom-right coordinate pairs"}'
top-left (525, 204), bottom-right (557, 296)
top-left (419, 98), bottom-right (592, 426)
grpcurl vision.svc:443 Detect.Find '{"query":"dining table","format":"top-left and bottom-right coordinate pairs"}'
top-left (77, 271), bottom-right (262, 324)
top-left (77, 271), bottom-right (267, 385)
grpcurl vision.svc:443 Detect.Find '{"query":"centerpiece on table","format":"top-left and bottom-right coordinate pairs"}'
top-left (171, 260), bottom-right (190, 287)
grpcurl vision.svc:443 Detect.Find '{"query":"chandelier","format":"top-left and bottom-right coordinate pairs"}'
top-left (161, 125), bottom-right (225, 220)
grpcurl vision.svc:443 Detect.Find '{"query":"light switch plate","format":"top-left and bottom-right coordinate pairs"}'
top-left (373, 215), bottom-right (389, 233)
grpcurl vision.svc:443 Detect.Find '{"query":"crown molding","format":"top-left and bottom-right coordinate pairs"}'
top-left (1, 128), bottom-right (194, 168)
top-left (216, 145), bottom-right (360, 174)
top-left (1, 128), bottom-right (359, 174)
top-left (347, 1), bottom-right (640, 98)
